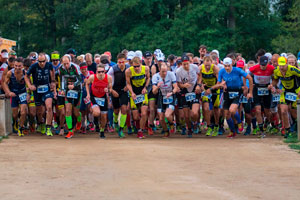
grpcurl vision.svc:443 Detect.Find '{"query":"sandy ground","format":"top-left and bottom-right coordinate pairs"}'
top-left (1, 132), bottom-right (300, 200)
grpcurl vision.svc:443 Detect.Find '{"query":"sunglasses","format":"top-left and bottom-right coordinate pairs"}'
top-left (118, 61), bottom-right (125, 64)
top-left (52, 59), bottom-right (59, 62)
top-left (133, 65), bottom-right (140, 68)
top-left (97, 71), bottom-right (105, 74)
top-left (38, 60), bottom-right (46, 63)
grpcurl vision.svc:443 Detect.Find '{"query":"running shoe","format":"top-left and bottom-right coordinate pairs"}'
top-left (41, 124), bottom-right (46, 135)
top-left (212, 127), bottom-right (218, 137)
top-left (244, 126), bottom-right (251, 136)
top-left (127, 127), bottom-right (133, 135)
top-left (18, 128), bottom-right (24, 137)
top-left (252, 127), bottom-right (259, 135)
top-left (270, 127), bottom-right (279, 135)
top-left (148, 127), bottom-right (154, 135)
top-left (193, 123), bottom-right (199, 134)
top-left (238, 123), bottom-right (244, 133)
top-left (107, 126), bottom-right (115, 133)
top-left (29, 123), bottom-right (35, 133)
top-left (218, 127), bottom-right (225, 135)
top-left (53, 122), bottom-right (58, 129)
top-left (163, 131), bottom-right (170, 138)
top-left (206, 127), bottom-right (212, 136)
top-left (187, 129), bottom-right (193, 138)
top-left (118, 129), bottom-right (125, 138)
top-left (137, 130), bottom-right (145, 139)
top-left (46, 128), bottom-right (53, 137)
top-left (169, 124), bottom-right (175, 135)
top-left (81, 126), bottom-right (86, 134)
top-left (13, 121), bottom-right (19, 134)
top-left (65, 131), bottom-right (74, 139)
top-left (113, 122), bottom-right (119, 132)
top-left (227, 132), bottom-right (237, 138)
top-left (181, 127), bottom-right (186, 135)
top-left (100, 131), bottom-right (105, 139)
top-left (257, 131), bottom-right (266, 138)
top-left (76, 121), bottom-right (82, 131)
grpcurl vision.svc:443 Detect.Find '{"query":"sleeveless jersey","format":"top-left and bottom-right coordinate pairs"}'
top-left (92, 74), bottom-right (108, 98)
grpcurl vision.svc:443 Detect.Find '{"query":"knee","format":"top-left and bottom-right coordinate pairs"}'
top-left (132, 113), bottom-right (139, 121)
top-left (20, 109), bottom-right (27, 116)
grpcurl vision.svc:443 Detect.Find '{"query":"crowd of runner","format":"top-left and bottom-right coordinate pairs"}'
top-left (0, 46), bottom-right (299, 139)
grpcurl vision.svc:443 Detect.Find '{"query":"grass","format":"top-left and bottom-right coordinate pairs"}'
top-left (284, 134), bottom-right (300, 153)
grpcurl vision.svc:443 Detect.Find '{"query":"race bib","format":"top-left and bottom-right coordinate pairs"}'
top-left (229, 92), bottom-right (239, 99)
top-left (185, 92), bottom-right (196, 102)
top-left (240, 95), bottom-right (248, 103)
top-left (134, 94), bottom-right (145, 104)
top-left (66, 90), bottom-right (78, 99)
top-left (163, 96), bottom-right (173, 104)
top-left (272, 94), bottom-right (280, 102)
top-left (285, 92), bottom-right (297, 102)
top-left (18, 92), bottom-right (27, 102)
top-left (201, 91), bottom-right (212, 99)
top-left (37, 85), bottom-right (48, 93)
top-left (94, 97), bottom-right (105, 106)
top-left (257, 87), bottom-right (269, 96)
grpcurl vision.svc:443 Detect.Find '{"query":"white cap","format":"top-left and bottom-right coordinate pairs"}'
top-left (211, 50), bottom-right (219, 58)
top-left (265, 52), bottom-right (272, 62)
top-left (154, 49), bottom-right (162, 56)
top-left (281, 53), bottom-right (287, 58)
top-left (45, 54), bottom-right (50, 62)
top-left (135, 50), bottom-right (143, 60)
top-left (223, 57), bottom-right (232, 65)
top-left (127, 51), bottom-right (135, 60)
top-left (156, 53), bottom-right (165, 61)
top-left (1, 52), bottom-right (9, 59)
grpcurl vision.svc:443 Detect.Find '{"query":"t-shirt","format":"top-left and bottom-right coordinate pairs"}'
top-left (152, 71), bottom-right (176, 96)
top-left (218, 67), bottom-right (247, 90)
top-left (88, 62), bottom-right (97, 74)
top-left (249, 64), bottom-right (274, 87)
top-left (176, 64), bottom-right (200, 93)
top-left (27, 62), bottom-right (53, 86)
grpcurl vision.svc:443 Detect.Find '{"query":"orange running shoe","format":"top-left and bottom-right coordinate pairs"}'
top-left (65, 131), bottom-right (74, 139)
top-left (148, 127), bottom-right (153, 135)
top-left (76, 122), bottom-right (82, 131)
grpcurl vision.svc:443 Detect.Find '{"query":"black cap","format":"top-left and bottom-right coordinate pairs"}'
top-left (144, 51), bottom-right (152, 58)
top-left (66, 48), bottom-right (76, 56)
top-left (259, 56), bottom-right (268, 66)
top-left (181, 55), bottom-right (189, 62)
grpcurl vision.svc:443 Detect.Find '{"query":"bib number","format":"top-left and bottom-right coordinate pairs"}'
top-left (94, 97), bottom-right (105, 106)
top-left (229, 92), bottom-right (239, 99)
top-left (285, 92), bottom-right (297, 102)
top-left (134, 94), bottom-right (145, 104)
top-left (37, 85), bottom-right (48, 93)
top-left (18, 92), bottom-right (27, 102)
top-left (240, 95), bottom-right (248, 103)
top-left (185, 92), bottom-right (196, 102)
top-left (163, 96), bottom-right (173, 104)
top-left (257, 87), bottom-right (269, 96)
top-left (272, 94), bottom-right (280, 102)
top-left (201, 91), bottom-right (212, 99)
top-left (66, 90), bottom-right (78, 99)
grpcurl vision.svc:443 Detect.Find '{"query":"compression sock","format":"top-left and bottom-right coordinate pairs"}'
top-left (234, 112), bottom-right (242, 124)
top-left (120, 113), bottom-right (127, 128)
top-left (252, 118), bottom-right (257, 129)
top-left (227, 118), bottom-right (235, 132)
top-left (113, 112), bottom-right (118, 124)
top-left (77, 112), bottom-right (82, 123)
top-left (66, 116), bottom-right (73, 132)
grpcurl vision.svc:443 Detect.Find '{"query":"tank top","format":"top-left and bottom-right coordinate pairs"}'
top-left (9, 69), bottom-right (26, 94)
top-left (92, 74), bottom-right (108, 97)
top-left (201, 64), bottom-right (217, 89)
top-left (130, 65), bottom-right (146, 94)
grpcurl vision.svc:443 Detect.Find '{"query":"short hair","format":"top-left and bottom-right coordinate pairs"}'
top-left (1, 49), bottom-right (8, 53)
top-left (167, 54), bottom-right (176, 61)
top-left (38, 52), bottom-right (46, 57)
top-left (117, 53), bottom-right (126, 60)
top-left (15, 57), bottom-right (23, 63)
top-left (97, 63), bottom-right (106, 69)
top-left (8, 57), bottom-right (16, 63)
top-left (85, 53), bottom-right (92, 60)
top-left (121, 49), bottom-right (128, 54)
top-left (199, 45), bottom-right (207, 50)
top-left (287, 54), bottom-right (297, 61)
top-left (51, 50), bottom-right (59, 55)
top-left (211, 54), bottom-right (218, 61)
top-left (227, 53), bottom-right (236, 60)
top-left (132, 57), bottom-right (141, 64)
top-left (255, 49), bottom-right (266, 59)
top-left (247, 60), bottom-right (255, 65)
top-left (203, 56), bottom-right (212, 62)
top-left (186, 53), bottom-right (194, 58)
top-left (80, 62), bottom-right (87, 67)
top-left (94, 54), bottom-right (100, 59)
top-left (23, 58), bottom-right (31, 67)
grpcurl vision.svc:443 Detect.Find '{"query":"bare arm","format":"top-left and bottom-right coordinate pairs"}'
top-left (2, 71), bottom-right (11, 95)
top-left (125, 68), bottom-right (134, 95)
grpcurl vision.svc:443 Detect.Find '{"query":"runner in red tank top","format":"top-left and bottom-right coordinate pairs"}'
top-left (249, 55), bottom-right (275, 138)
top-left (86, 64), bottom-right (112, 138)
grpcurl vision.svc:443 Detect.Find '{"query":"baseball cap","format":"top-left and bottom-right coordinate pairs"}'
top-left (223, 57), bottom-right (232, 65)
top-left (1, 52), bottom-right (9, 59)
top-left (51, 53), bottom-right (60, 60)
top-left (30, 55), bottom-right (37, 60)
top-left (156, 53), bottom-right (165, 61)
top-left (259, 56), bottom-right (268, 66)
top-left (135, 50), bottom-right (143, 60)
top-left (144, 51), bottom-right (152, 58)
top-left (181, 55), bottom-right (189, 62)
top-left (127, 51), bottom-right (135, 60)
top-left (278, 56), bottom-right (287, 66)
top-left (154, 49), bottom-right (162, 56)
top-left (104, 51), bottom-right (111, 57)
top-left (280, 53), bottom-right (287, 58)
top-left (66, 48), bottom-right (76, 55)
top-left (211, 50), bottom-right (219, 58)
top-left (236, 60), bottom-right (245, 68)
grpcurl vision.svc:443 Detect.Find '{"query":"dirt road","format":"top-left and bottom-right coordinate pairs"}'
top-left (1, 133), bottom-right (300, 200)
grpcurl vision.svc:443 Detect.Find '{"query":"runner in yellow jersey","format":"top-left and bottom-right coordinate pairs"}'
top-left (199, 56), bottom-right (220, 136)
top-left (272, 56), bottom-right (300, 138)
top-left (125, 56), bottom-right (150, 139)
